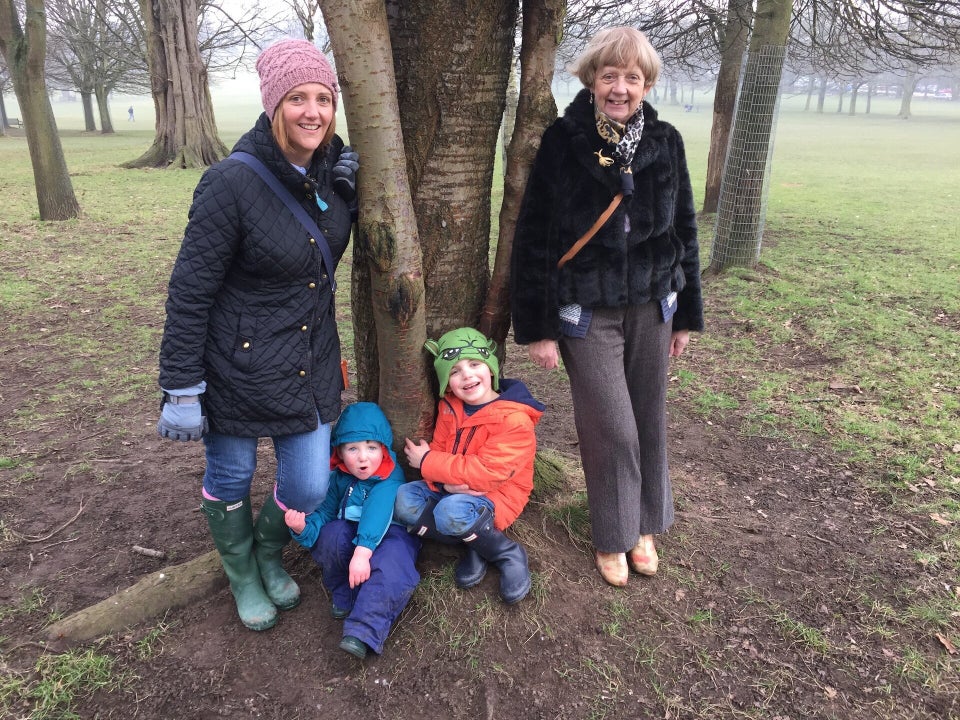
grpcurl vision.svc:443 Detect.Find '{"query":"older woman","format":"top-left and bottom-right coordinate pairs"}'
top-left (510, 27), bottom-right (703, 586)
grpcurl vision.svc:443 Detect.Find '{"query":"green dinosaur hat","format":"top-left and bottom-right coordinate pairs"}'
top-left (424, 327), bottom-right (500, 397)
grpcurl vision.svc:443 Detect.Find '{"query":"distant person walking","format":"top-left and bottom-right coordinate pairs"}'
top-left (127, 106), bottom-right (134, 122)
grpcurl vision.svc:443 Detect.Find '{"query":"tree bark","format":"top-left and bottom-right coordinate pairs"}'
top-left (319, 0), bottom-right (434, 443)
top-left (480, 0), bottom-right (563, 352)
top-left (0, 0), bottom-right (81, 220)
top-left (387, 0), bottom-right (519, 342)
top-left (898, 72), bottom-right (917, 119)
top-left (702, 0), bottom-right (751, 215)
top-left (125, 0), bottom-right (226, 169)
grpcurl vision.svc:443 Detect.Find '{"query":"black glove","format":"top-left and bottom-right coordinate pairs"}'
top-left (332, 145), bottom-right (359, 204)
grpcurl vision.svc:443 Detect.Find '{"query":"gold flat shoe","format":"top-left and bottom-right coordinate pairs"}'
top-left (594, 550), bottom-right (628, 587)
top-left (628, 534), bottom-right (659, 576)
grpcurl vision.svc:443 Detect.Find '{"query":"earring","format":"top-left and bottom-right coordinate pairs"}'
top-left (589, 92), bottom-right (594, 105)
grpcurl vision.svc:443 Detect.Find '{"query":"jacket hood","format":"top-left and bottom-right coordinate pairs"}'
top-left (496, 377), bottom-right (546, 414)
top-left (332, 402), bottom-right (394, 448)
top-left (330, 402), bottom-right (398, 480)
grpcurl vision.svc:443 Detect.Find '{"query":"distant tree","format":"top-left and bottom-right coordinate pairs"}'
top-left (703, 0), bottom-right (751, 214)
top-left (125, 0), bottom-right (227, 168)
top-left (0, 0), bottom-right (81, 219)
top-left (0, 58), bottom-right (11, 131)
top-left (45, 0), bottom-right (149, 134)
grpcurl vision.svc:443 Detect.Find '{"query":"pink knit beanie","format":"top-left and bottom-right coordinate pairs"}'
top-left (256, 39), bottom-right (339, 121)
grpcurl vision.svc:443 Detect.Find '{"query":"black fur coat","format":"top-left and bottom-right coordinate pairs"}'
top-left (510, 89), bottom-right (703, 344)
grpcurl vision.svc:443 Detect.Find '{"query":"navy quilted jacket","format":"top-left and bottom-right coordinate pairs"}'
top-left (158, 113), bottom-right (353, 437)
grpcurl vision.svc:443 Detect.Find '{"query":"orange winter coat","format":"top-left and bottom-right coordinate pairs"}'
top-left (420, 378), bottom-right (545, 530)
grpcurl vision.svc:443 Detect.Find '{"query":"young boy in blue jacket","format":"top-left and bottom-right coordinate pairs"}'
top-left (284, 402), bottom-right (420, 659)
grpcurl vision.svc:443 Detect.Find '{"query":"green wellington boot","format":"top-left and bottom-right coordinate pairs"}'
top-left (253, 492), bottom-right (300, 610)
top-left (201, 497), bottom-right (277, 631)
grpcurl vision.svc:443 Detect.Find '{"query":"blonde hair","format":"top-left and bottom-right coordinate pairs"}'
top-left (568, 27), bottom-right (661, 90)
top-left (271, 93), bottom-right (338, 159)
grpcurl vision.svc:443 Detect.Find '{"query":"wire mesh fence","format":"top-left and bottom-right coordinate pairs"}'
top-left (709, 44), bottom-right (787, 271)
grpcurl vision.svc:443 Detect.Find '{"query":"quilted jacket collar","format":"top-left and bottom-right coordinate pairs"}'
top-left (230, 112), bottom-right (329, 193)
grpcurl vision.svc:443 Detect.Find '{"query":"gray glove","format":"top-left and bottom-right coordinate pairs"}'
top-left (332, 145), bottom-right (359, 204)
top-left (157, 395), bottom-right (207, 442)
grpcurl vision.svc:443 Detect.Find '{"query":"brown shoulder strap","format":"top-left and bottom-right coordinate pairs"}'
top-left (557, 193), bottom-right (624, 269)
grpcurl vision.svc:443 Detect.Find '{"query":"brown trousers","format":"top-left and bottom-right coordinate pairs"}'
top-left (559, 302), bottom-right (675, 552)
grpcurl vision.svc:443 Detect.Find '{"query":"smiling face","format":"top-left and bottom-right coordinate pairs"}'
top-left (339, 440), bottom-right (385, 481)
top-left (447, 358), bottom-right (499, 405)
top-left (591, 64), bottom-right (648, 123)
top-left (276, 82), bottom-right (336, 166)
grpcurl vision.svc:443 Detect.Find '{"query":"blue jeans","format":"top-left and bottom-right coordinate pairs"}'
top-left (394, 481), bottom-right (494, 537)
top-left (202, 418), bottom-right (331, 511)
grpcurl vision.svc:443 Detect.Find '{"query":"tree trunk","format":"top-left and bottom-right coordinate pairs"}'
top-left (898, 73), bottom-right (917, 119)
top-left (707, 0), bottom-right (793, 273)
top-left (0, 0), bottom-right (81, 220)
top-left (95, 84), bottom-right (115, 134)
top-left (81, 90), bottom-right (97, 131)
top-left (702, 0), bottom-right (751, 214)
top-left (319, 0), bottom-right (435, 443)
top-left (125, 0), bottom-right (226, 169)
top-left (816, 77), bottom-right (827, 112)
top-left (480, 0), bottom-right (564, 352)
top-left (387, 0), bottom-right (519, 342)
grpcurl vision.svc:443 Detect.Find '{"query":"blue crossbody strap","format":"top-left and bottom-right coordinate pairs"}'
top-left (229, 151), bottom-right (337, 291)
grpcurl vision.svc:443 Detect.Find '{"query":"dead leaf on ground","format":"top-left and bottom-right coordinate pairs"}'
top-left (936, 633), bottom-right (957, 655)
top-left (930, 513), bottom-right (953, 526)
top-left (828, 380), bottom-right (863, 394)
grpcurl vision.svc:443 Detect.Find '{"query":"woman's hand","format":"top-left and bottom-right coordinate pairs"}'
top-left (669, 330), bottom-right (690, 358)
top-left (404, 437), bottom-right (430, 469)
top-left (528, 339), bottom-right (560, 369)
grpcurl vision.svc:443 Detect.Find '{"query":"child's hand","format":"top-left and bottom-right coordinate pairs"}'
top-left (349, 546), bottom-right (373, 588)
top-left (404, 437), bottom-right (431, 469)
top-left (442, 483), bottom-right (486, 497)
top-left (284, 509), bottom-right (306, 534)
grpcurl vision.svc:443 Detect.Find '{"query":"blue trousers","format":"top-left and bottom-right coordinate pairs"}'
top-left (312, 520), bottom-right (420, 654)
top-left (394, 481), bottom-right (494, 537)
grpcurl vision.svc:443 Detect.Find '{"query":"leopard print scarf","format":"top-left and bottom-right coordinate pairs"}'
top-left (595, 104), bottom-right (644, 169)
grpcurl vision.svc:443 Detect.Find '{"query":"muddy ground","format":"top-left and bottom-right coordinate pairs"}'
top-left (0, 269), bottom-right (956, 719)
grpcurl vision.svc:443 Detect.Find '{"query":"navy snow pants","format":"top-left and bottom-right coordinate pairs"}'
top-left (312, 519), bottom-right (420, 654)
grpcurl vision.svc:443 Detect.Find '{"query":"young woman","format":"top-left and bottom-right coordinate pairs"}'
top-left (157, 39), bottom-right (358, 630)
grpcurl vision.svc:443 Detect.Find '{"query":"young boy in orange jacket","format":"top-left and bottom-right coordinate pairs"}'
top-left (395, 327), bottom-right (545, 604)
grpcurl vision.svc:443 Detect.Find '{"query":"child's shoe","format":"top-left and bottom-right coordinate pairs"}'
top-left (628, 535), bottom-right (659, 576)
top-left (594, 551), bottom-right (628, 587)
top-left (339, 635), bottom-right (368, 659)
top-left (331, 603), bottom-right (350, 619)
